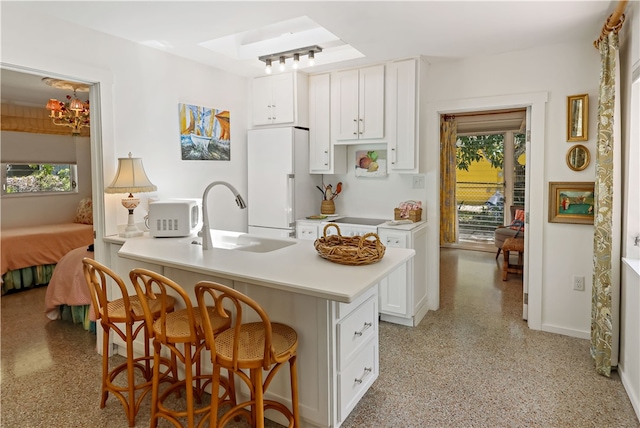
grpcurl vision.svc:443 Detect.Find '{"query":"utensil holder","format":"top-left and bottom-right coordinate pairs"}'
top-left (321, 200), bottom-right (335, 215)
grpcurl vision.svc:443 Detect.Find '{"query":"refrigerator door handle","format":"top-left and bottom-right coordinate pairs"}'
top-left (287, 173), bottom-right (295, 227)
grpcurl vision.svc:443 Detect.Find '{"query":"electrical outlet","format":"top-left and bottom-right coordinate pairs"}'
top-left (573, 275), bottom-right (585, 291)
top-left (412, 175), bottom-right (425, 189)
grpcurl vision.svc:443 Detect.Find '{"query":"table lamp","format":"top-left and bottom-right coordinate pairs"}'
top-left (105, 152), bottom-right (157, 237)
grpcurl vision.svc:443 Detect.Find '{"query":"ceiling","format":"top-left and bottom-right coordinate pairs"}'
top-left (1, 1), bottom-right (613, 106)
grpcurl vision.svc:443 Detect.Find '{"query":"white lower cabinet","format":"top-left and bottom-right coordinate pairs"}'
top-left (377, 222), bottom-right (428, 327)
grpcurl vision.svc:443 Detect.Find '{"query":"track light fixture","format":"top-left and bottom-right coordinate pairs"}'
top-left (259, 45), bottom-right (322, 74)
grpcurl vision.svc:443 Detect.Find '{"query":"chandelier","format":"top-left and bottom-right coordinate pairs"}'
top-left (42, 77), bottom-right (90, 135)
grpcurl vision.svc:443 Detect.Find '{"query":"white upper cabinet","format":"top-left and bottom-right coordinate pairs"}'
top-left (309, 73), bottom-right (346, 174)
top-left (331, 65), bottom-right (384, 141)
top-left (387, 58), bottom-right (418, 173)
top-left (252, 72), bottom-right (308, 127)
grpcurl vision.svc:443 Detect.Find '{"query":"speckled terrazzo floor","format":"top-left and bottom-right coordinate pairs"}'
top-left (1, 248), bottom-right (638, 427)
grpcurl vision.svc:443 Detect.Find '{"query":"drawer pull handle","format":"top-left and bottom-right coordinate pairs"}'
top-left (354, 367), bottom-right (373, 384)
top-left (354, 322), bottom-right (372, 336)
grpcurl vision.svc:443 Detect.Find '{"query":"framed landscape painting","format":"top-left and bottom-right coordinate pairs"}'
top-left (548, 181), bottom-right (595, 224)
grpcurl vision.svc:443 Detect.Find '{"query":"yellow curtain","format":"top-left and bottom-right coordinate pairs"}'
top-left (440, 116), bottom-right (457, 244)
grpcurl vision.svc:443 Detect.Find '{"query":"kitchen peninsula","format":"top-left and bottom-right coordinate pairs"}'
top-left (107, 232), bottom-right (415, 427)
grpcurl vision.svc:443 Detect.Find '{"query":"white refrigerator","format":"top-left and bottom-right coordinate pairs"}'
top-left (247, 127), bottom-right (319, 238)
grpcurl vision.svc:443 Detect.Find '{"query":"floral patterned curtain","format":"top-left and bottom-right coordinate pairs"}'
top-left (440, 116), bottom-right (458, 244)
top-left (591, 31), bottom-right (620, 377)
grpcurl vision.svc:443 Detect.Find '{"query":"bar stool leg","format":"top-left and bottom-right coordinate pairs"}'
top-left (290, 355), bottom-right (300, 428)
top-left (503, 248), bottom-right (509, 281)
top-left (100, 326), bottom-right (110, 409)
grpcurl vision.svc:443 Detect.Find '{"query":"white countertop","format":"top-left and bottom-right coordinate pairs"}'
top-left (115, 232), bottom-right (415, 303)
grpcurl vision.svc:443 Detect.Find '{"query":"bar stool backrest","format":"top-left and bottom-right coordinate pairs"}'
top-left (82, 257), bottom-right (135, 324)
top-left (196, 282), bottom-right (280, 371)
top-left (129, 268), bottom-right (199, 345)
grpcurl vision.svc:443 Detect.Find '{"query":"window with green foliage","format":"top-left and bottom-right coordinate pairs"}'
top-left (1, 163), bottom-right (78, 196)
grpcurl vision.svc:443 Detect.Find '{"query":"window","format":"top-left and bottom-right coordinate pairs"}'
top-left (1, 163), bottom-right (78, 196)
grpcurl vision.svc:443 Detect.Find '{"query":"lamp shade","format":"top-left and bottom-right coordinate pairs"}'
top-left (46, 98), bottom-right (61, 111)
top-left (68, 97), bottom-right (85, 112)
top-left (105, 153), bottom-right (157, 194)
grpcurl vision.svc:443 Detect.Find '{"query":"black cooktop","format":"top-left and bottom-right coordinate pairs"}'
top-left (329, 217), bottom-right (387, 226)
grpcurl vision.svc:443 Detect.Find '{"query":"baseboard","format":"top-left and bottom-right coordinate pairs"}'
top-left (541, 323), bottom-right (590, 340)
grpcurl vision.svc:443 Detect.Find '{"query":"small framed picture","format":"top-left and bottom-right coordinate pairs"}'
top-left (567, 94), bottom-right (589, 142)
top-left (548, 181), bottom-right (595, 224)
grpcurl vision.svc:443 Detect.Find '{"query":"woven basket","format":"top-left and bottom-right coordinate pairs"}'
top-left (394, 208), bottom-right (422, 222)
top-left (314, 224), bottom-right (385, 266)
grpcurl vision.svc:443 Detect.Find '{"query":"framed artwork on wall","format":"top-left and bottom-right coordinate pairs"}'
top-left (548, 181), bottom-right (595, 224)
top-left (178, 103), bottom-right (230, 160)
top-left (567, 94), bottom-right (589, 142)
top-left (355, 150), bottom-right (387, 178)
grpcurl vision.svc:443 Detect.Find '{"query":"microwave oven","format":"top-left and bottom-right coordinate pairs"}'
top-left (148, 199), bottom-right (202, 237)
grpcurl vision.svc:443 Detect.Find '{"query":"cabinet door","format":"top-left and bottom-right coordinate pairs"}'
top-left (379, 264), bottom-right (408, 315)
top-left (388, 59), bottom-right (417, 172)
top-left (270, 72), bottom-right (295, 124)
top-left (378, 230), bottom-right (409, 316)
top-left (359, 65), bottom-right (385, 139)
top-left (332, 69), bottom-right (360, 141)
top-left (252, 76), bottom-right (274, 126)
top-left (309, 74), bottom-right (332, 172)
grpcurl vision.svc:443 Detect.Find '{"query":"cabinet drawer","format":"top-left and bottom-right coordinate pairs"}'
top-left (296, 225), bottom-right (318, 241)
top-left (336, 284), bottom-right (376, 319)
top-left (382, 233), bottom-right (407, 248)
top-left (338, 340), bottom-right (377, 421)
top-left (337, 296), bottom-right (376, 369)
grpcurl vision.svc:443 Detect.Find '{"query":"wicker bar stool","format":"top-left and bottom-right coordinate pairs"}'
top-left (130, 269), bottom-right (234, 428)
top-left (195, 281), bottom-right (300, 428)
top-left (82, 258), bottom-right (176, 427)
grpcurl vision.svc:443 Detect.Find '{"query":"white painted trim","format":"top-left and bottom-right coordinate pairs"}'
top-left (541, 324), bottom-right (590, 340)
top-left (620, 361), bottom-right (640, 421)
top-left (426, 91), bottom-right (548, 330)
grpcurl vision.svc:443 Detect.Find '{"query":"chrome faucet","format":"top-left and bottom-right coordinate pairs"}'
top-left (199, 181), bottom-right (247, 250)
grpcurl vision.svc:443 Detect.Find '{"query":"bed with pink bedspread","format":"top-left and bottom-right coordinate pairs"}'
top-left (44, 245), bottom-right (96, 331)
top-left (1, 222), bottom-right (93, 295)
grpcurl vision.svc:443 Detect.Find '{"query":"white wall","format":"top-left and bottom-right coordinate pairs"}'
top-left (1, 3), bottom-right (249, 239)
top-left (328, 142), bottom-right (426, 219)
top-left (426, 41), bottom-right (600, 337)
top-left (0, 131), bottom-right (91, 227)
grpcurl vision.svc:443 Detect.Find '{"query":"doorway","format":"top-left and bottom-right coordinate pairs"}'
top-left (426, 92), bottom-right (547, 328)
top-left (444, 108), bottom-right (527, 252)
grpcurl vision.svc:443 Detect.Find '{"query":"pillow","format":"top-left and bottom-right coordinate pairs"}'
top-left (74, 198), bottom-right (93, 225)
top-left (510, 209), bottom-right (525, 231)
